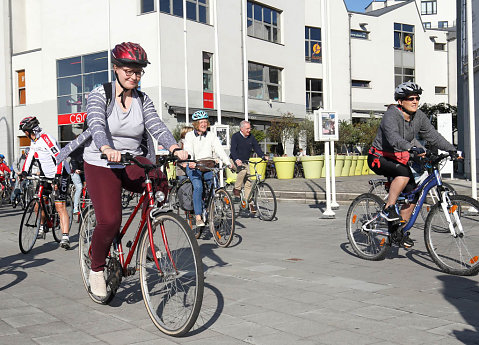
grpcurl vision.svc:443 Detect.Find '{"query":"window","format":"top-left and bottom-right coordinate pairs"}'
top-left (247, 1), bottom-right (281, 43)
top-left (434, 43), bottom-right (446, 51)
top-left (203, 52), bottom-right (213, 92)
top-left (56, 51), bottom-right (111, 146)
top-left (17, 70), bottom-right (26, 105)
top-left (141, 0), bottom-right (155, 13)
top-left (438, 21), bottom-right (448, 29)
top-left (394, 67), bottom-right (415, 87)
top-left (421, 1), bottom-right (437, 15)
top-left (423, 22), bottom-right (431, 29)
top-left (350, 29), bottom-right (369, 40)
top-left (394, 23), bottom-right (414, 52)
top-left (435, 86), bottom-right (447, 94)
top-left (305, 26), bottom-right (322, 63)
top-left (142, 0), bottom-right (209, 24)
top-left (306, 78), bottom-right (323, 112)
top-left (248, 62), bottom-right (281, 101)
top-left (352, 80), bottom-right (371, 88)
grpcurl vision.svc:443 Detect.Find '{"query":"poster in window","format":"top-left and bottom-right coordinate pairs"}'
top-left (212, 124), bottom-right (229, 147)
top-left (314, 110), bottom-right (338, 141)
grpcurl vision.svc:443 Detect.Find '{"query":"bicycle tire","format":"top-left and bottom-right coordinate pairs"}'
top-left (209, 188), bottom-right (235, 248)
top-left (419, 182), bottom-right (457, 223)
top-left (52, 195), bottom-right (74, 243)
top-left (424, 194), bottom-right (479, 276)
top-left (346, 193), bottom-right (389, 261)
top-left (78, 208), bottom-right (116, 304)
top-left (139, 212), bottom-right (204, 336)
top-left (254, 182), bottom-right (277, 221)
top-left (368, 179), bottom-right (388, 201)
top-left (19, 199), bottom-right (41, 254)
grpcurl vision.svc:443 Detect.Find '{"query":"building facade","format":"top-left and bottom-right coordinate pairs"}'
top-left (0, 0), bottom-right (457, 163)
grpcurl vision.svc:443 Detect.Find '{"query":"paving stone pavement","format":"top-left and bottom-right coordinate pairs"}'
top-left (1, 177), bottom-right (479, 344)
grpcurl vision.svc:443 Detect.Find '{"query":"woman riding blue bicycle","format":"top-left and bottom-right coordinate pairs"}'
top-left (182, 111), bottom-right (231, 227)
top-left (367, 81), bottom-right (457, 248)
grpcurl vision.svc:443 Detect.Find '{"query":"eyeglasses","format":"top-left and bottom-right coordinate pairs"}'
top-left (404, 96), bottom-right (420, 102)
top-left (121, 68), bottom-right (145, 78)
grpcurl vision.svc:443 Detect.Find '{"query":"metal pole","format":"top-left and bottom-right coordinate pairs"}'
top-left (107, 0), bottom-right (111, 82)
top-left (241, 0), bottom-right (248, 121)
top-left (213, 0), bottom-right (221, 124)
top-left (183, 0), bottom-right (189, 125)
top-left (322, 141), bottom-right (335, 218)
top-left (466, 0), bottom-right (477, 199)
top-left (7, 0), bottom-right (14, 162)
top-left (156, 1), bottom-right (163, 119)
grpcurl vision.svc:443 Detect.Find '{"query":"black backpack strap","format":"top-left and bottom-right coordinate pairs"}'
top-left (137, 89), bottom-right (145, 106)
top-left (103, 82), bottom-right (113, 107)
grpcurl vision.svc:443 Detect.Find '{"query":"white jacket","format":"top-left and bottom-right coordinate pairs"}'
top-left (183, 130), bottom-right (230, 166)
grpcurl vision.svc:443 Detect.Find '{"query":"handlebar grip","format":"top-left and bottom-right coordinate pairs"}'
top-left (100, 153), bottom-right (107, 160)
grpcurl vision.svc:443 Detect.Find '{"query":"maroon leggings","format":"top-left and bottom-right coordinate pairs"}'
top-left (84, 157), bottom-right (167, 272)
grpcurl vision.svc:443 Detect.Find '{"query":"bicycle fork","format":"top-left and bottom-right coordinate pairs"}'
top-left (439, 193), bottom-right (463, 238)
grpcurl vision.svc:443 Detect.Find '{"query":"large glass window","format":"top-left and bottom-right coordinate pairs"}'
top-left (141, 0), bottom-right (209, 24)
top-left (421, 1), bottom-right (437, 15)
top-left (438, 21), bottom-right (448, 28)
top-left (203, 52), bottom-right (213, 92)
top-left (394, 23), bottom-right (414, 52)
top-left (56, 51), bottom-right (110, 146)
top-left (305, 26), bottom-right (322, 63)
top-left (247, 1), bottom-right (281, 43)
top-left (394, 67), bottom-right (415, 87)
top-left (306, 78), bottom-right (323, 112)
top-left (17, 70), bottom-right (26, 105)
top-left (248, 62), bottom-right (281, 101)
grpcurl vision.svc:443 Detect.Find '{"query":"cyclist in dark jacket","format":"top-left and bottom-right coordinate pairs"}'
top-left (368, 82), bottom-right (456, 248)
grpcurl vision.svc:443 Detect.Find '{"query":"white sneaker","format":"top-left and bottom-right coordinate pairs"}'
top-left (37, 226), bottom-right (45, 239)
top-left (89, 270), bottom-right (107, 297)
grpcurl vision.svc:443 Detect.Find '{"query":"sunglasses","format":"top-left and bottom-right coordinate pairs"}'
top-left (404, 96), bottom-right (420, 102)
top-left (121, 68), bottom-right (145, 77)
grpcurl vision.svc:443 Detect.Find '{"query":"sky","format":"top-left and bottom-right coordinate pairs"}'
top-left (343, 0), bottom-right (372, 13)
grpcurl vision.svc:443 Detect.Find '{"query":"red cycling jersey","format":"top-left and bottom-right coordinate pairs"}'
top-left (0, 162), bottom-right (11, 182)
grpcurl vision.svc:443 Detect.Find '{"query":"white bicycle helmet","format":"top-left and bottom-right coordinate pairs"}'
top-left (394, 82), bottom-right (423, 101)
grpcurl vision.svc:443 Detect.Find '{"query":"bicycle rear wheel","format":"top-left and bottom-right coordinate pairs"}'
top-left (209, 188), bottom-right (235, 247)
top-left (346, 193), bottom-right (389, 260)
top-left (368, 179), bottom-right (388, 201)
top-left (254, 182), bottom-right (277, 221)
top-left (424, 194), bottom-right (479, 276)
top-left (78, 208), bottom-right (116, 304)
top-left (19, 199), bottom-right (41, 254)
top-left (139, 212), bottom-right (204, 336)
top-left (52, 195), bottom-right (74, 243)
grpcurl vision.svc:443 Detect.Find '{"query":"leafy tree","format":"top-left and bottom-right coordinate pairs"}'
top-left (419, 103), bottom-right (457, 133)
top-left (267, 113), bottom-right (298, 153)
top-left (251, 128), bottom-right (266, 142)
top-left (298, 117), bottom-right (323, 155)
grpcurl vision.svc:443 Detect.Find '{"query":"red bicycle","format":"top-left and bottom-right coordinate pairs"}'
top-left (78, 153), bottom-right (204, 336)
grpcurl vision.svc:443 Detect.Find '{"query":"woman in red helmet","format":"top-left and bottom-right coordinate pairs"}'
top-left (58, 42), bottom-right (188, 298)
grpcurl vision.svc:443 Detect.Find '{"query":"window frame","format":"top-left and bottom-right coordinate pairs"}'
top-left (423, 22), bottom-right (432, 29)
top-left (394, 23), bottom-right (415, 52)
top-left (248, 61), bottom-right (282, 101)
top-left (202, 51), bottom-right (214, 93)
top-left (394, 67), bottom-right (415, 87)
top-left (17, 70), bottom-right (26, 106)
top-left (247, 1), bottom-right (281, 44)
top-left (421, 1), bottom-right (437, 15)
top-left (141, 0), bottom-right (209, 24)
top-left (435, 86), bottom-right (447, 94)
top-left (306, 78), bottom-right (323, 112)
top-left (351, 80), bottom-right (371, 88)
top-left (438, 21), bottom-right (448, 29)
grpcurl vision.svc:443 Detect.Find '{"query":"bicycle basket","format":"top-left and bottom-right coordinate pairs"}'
top-left (177, 181), bottom-right (194, 211)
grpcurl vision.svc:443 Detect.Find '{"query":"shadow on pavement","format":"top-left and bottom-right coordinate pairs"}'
top-left (437, 275), bottom-right (479, 344)
top-left (187, 282), bottom-right (224, 336)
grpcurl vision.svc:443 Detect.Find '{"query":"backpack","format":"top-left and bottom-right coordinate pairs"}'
top-left (177, 180), bottom-right (194, 211)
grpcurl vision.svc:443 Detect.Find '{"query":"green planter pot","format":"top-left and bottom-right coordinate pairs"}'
top-left (334, 155), bottom-right (345, 177)
top-left (341, 156), bottom-right (352, 176)
top-left (225, 167), bottom-right (237, 184)
top-left (349, 156), bottom-right (358, 176)
top-left (273, 157), bottom-right (296, 179)
top-left (301, 155), bottom-right (324, 179)
top-left (166, 162), bottom-right (176, 180)
top-left (249, 157), bottom-right (267, 180)
top-left (354, 156), bottom-right (365, 175)
top-left (362, 157), bottom-right (371, 175)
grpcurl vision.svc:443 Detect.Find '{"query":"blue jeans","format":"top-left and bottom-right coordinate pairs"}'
top-left (186, 167), bottom-right (213, 216)
top-left (71, 173), bottom-right (83, 212)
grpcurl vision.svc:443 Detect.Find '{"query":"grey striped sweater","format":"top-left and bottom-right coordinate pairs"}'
top-left (57, 82), bottom-right (177, 164)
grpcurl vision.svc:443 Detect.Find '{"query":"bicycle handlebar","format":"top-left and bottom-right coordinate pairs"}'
top-left (100, 152), bottom-right (192, 170)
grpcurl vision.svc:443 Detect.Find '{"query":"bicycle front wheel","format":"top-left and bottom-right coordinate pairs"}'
top-left (19, 199), bottom-right (41, 254)
top-left (346, 193), bottom-right (389, 260)
top-left (209, 188), bottom-right (235, 247)
top-left (424, 194), bottom-right (479, 276)
top-left (139, 212), bottom-right (204, 336)
top-left (254, 182), bottom-right (277, 221)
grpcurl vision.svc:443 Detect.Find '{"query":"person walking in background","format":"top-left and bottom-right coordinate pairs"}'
top-left (229, 120), bottom-right (267, 213)
top-left (176, 126), bottom-right (193, 181)
top-left (70, 145), bottom-right (84, 216)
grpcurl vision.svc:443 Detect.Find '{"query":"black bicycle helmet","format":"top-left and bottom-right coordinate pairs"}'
top-left (19, 116), bottom-right (39, 132)
top-left (111, 42), bottom-right (150, 68)
top-left (394, 82), bottom-right (423, 101)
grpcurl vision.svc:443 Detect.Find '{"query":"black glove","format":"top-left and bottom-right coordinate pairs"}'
top-left (54, 174), bottom-right (62, 185)
top-left (20, 171), bottom-right (27, 178)
top-left (448, 150), bottom-right (458, 159)
top-left (409, 146), bottom-right (425, 155)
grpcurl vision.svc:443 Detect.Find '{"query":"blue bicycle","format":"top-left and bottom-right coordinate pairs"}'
top-left (347, 152), bottom-right (479, 276)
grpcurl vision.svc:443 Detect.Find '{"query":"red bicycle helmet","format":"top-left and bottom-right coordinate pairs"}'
top-left (111, 42), bottom-right (150, 68)
top-left (19, 116), bottom-right (39, 132)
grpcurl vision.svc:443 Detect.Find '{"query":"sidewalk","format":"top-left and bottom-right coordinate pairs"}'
top-left (265, 175), bottom-right (476, 204)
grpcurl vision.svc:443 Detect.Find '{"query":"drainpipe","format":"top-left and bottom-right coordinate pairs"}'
top-left (241, 0), bottom-right (248, 121)
top-left (156, 0), bottom-right (163, 119)
top-left (7, 0), bottom-right (14, 161)
top-left (213, 0), bottom-right (221, 124)
top-left (348, 13), bottom-right (352, 121)
top-left (183, 0), bottom-right (189, 125)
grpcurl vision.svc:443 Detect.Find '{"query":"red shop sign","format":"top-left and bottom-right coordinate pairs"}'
top-left (58, 112), bottom-right (87, 125)
top-left (203, 92), bottom-right (214, 109)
